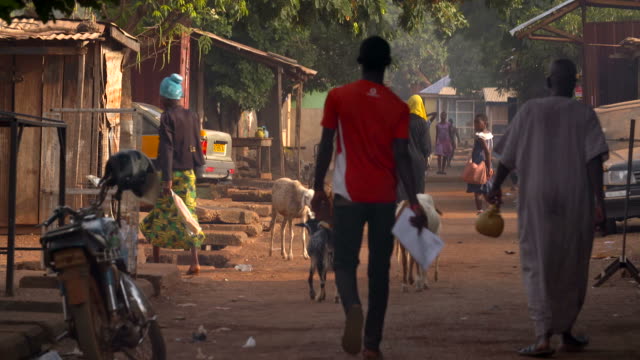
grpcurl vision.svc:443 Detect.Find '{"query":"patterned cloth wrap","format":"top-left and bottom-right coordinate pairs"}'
top-left (140, 170), bottom-right (204, 249)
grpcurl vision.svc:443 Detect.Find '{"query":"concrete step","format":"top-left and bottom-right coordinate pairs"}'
top-left (202, 202), bottom-right (272, 217)
top-left (203, 230), bottom-right (249, 247)
top-left (0, 288), bottom-right (62, 313)
top-left (201, 223), bottom-right (263, 237)
top-left (0, 311), bottom-right (66, 360)
top-left (137, 263), bottom-right (181, 297)
top-left (19, 274), bottom-right (156, 300)
top-left (143, 248), bottom-right (231, 268)
top-left (196, 205), bottom-right (260, 224)
top-left (228, 189), bottom-right (272, 203)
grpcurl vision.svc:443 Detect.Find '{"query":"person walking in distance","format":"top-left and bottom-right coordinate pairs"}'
top-left (311, 36), bottom-right (428, 359)
top-left (434, 111), bottom-right (454, 174)
top-left (140, 74), bottom-right (206, 275)
top-left (487, 59), bottom-right (608, 357)
top-left (446, 119), bottom-right (460, 168)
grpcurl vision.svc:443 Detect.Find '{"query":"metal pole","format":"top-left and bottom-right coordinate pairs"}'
top-left (6, 121), bottom-right (18, 297)
top-left (58, 127), bottom-right (66, 226)
top-left (622, 119), bottom-right (635, 261)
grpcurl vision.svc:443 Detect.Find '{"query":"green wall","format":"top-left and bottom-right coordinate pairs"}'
top-left (292, 91), bottom-right (328, 109)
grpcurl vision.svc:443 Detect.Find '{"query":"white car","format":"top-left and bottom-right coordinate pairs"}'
top-left (134, 102), bottom-right (235, 182)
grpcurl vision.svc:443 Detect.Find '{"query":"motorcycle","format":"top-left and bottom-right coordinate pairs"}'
top-left (40, 150), bottom-right (165, 359)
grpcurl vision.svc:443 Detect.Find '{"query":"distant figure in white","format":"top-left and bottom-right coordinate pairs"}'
top-left (269, 178), bottom-right (314, 260)
top-left (395, 193), bottom-right (442, 292)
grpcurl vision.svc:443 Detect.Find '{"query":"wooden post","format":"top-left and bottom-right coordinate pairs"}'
top-left (581, 0), bottom-right (589, 105)
top-left (277, 66), bottom-right (284, 177)
top-left (295, 81), bottom-right (303, 180)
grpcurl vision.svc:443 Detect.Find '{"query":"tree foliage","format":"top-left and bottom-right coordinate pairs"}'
top-left (0, 0), bottom-right (118, 22)
top-left (447, 0), bottom-right (640, 102)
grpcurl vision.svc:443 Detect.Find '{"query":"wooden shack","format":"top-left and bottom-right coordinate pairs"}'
top-left (0, 18), bottom-right (139, 226)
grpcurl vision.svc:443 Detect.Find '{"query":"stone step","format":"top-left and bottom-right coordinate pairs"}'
top-left (19, 274), bottom-right (155, 300)
top-left (196, 205), bottom-right (260, 224)
top-left (201, 223), bottom-right (263, 237)
top-left (0, 288), bottom-right (63, 313)
top-left (228, 189), bottom-right (272, 203)
top-left (137, 263), bottom-right (181, 297)
top-left (143, 248), bottom-right (231, 268)
top-left (0, 311), bottom-right (66, 360)
top-left (203, 230), bottom-right (248, 247)
top-left (202, 202), bottom-right (272, 217)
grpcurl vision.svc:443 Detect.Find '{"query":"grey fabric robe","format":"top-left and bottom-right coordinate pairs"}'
top-left (494, 96), bottom-right (609, 337)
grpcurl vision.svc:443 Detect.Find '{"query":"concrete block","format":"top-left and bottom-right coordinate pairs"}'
top-left (203, 230), bottom-right (248, 247)
top-left (230, 190), bottom-right (272, 203)
top-left (0, 311), bottom-right (65, 340)
top-left (196, 206), bottom-right (260, 224)
top-left (200, 223), bottom-right (263, 237)
top-left (134, 278), bottom-right (155, 299)
top-left (0, 288), bottom-right (63, 313)
top-left (137, 263), bottom-right (181, 297)
top-left (19, 275), bottom-right (58, 289)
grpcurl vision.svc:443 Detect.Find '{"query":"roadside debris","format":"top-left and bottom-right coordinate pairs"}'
top-left (63, 348), bottom-right (83, 357)
top-left (177, 303), bottom-right (197, 307)
top-left (37, 351), bottom-right (62, 360)
top-left (215, 327), bottom-right (232, 333)
top-left (193, 325), bottom-right (208, 342)
top-left (234, 264), bottom-right (253, 272)
top-left (196, 347), bottom-right (207, 359)
top-left (505, 250), bottom-right (516, 255)
top-left (242, 336), bottom-right (257, 348)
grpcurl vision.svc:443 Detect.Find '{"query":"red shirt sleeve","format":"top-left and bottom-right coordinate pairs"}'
top-left (394, 103), bottom-right (410, 139)
top-left (321, 89), bottom-right (339, 130)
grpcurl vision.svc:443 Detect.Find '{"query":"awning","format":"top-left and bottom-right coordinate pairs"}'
top-left (191, 28), bottom-right (317, 81)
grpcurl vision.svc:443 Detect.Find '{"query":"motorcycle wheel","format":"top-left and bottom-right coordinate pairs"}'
top-left (68, 272), bottom-right (113, 360)
top-left (121, 320), bottom-right (166, 360)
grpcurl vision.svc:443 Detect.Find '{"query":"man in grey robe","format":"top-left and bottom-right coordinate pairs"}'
top-left (488, 59), bottom-right (609, 357)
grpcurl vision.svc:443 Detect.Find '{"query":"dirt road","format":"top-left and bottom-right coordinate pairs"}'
top-left (45, 167), bottom-right (640, 359)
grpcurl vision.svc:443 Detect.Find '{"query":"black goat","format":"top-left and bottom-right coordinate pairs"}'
top-left (296, 218), bottom-right (339, 303)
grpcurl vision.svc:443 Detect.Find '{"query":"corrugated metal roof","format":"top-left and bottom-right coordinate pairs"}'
top-left (191, 28), bottom-right (317, 78)
top-left (509, 0), bottom-right (577, 38)
top-left (0, 18), bottom-right (138, 51)
top-left (419, 75), bottom-right (453, 95)
top-left (482, 87), bottom-right (517, 103)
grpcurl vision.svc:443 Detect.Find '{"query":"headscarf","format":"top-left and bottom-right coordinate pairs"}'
top-left (159, 73), bottom-right (184, 100)
top-left (407, 95), bottom-right (426, 120)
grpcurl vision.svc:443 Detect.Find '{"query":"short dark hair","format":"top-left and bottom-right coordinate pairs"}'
top-left (548, 59), bottom-right (577, 89)
top-left (357, 36), bottom-right (391, 71)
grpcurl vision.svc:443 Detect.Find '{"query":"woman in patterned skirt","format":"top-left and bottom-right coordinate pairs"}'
top-left (140, 74), bottom-right (205, 275)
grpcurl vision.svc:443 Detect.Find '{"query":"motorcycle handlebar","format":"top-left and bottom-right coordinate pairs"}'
top-left (41, 206), bottom-right (79, 228)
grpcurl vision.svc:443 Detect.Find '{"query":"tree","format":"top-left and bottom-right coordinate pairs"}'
top-left (447, 0), bottom-right (640, 102)
top-left (0, 0), bottom-right (118, 22)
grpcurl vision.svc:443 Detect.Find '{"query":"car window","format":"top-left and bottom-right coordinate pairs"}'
top-left (142, 115), bottom-right (158, 135)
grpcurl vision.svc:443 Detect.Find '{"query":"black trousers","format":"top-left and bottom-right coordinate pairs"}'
top-left (332, 195), bottom-right (396, 351)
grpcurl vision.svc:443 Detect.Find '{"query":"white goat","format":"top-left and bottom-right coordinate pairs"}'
top-left (395, 193), bottom-right (442, 292)
top-left (269, 178), bottom-right (314, 260)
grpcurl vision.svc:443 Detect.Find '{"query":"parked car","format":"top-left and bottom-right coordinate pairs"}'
top-left (596, 100), bottom-right (640, 233)
top-left (134, 102), bottom-right (235, 182)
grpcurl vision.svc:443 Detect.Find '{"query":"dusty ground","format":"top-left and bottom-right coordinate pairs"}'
top-left (10, 162), bottom-right (640, 359)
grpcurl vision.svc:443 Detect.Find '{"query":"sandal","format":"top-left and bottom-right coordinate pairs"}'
top-left (517, 344), bottom-right (555, 358)
top-left (559, 335), bottom-right (589, 353)
top-left (186, 266), bottom-right (201, 275)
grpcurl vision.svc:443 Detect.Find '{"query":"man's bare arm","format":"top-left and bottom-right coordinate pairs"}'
top-left (313, 128), bottom-right (336, 191)
top-left (394, 139), bottom-right (419, 206)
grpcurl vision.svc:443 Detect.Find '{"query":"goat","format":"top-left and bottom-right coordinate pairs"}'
top-left (395, 193), bottom-right (442, 292)
top-left (296, 218), bottom-right (339, 303)
top-left (269, 178), bottom-right (314, 260)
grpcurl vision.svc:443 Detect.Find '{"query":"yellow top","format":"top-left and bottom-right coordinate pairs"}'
top-left (408, 94), bottom-right (426, 120)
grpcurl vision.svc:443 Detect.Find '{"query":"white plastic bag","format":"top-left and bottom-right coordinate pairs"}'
top-left (171, 190), bottom-right (202, 236)
top-left (392, 207), bottom-right (444, 270)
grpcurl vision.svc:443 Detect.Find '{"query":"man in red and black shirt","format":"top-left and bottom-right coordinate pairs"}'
top-left (312, 36), bottom-right (427, 359)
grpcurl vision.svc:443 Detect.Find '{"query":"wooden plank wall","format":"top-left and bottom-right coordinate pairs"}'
top-left (0, 55), bottom-right (13, 226)
top-left (0, 44), bottom-right (107, 225)
top-left (14, 55), bottom-right (43, 224)
top-left (39, 56), bottom-right (64, 223)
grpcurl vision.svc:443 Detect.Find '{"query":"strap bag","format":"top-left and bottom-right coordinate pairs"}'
top-left (462, 159), bottom-right (487, 185)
